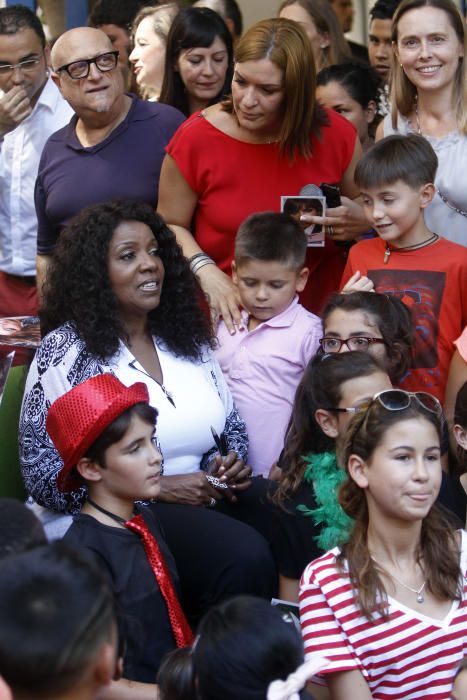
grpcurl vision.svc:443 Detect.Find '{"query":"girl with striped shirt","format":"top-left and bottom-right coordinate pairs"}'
top-left (299, 390), bottom-right (467, 699)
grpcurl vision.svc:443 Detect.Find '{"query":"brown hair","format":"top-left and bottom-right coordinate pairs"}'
top-left (337, 400), bottom-right (461, 621)
top-left (274, 352), bottom-right (388, 505)
top-left (278, 0), bottom-right (350, 70)
top-left (390, 0), bottom-right (467, 134)
top-left (222, 17), bottom-right (328, 160)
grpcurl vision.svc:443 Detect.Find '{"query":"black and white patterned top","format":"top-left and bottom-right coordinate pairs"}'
top-left (19, 322), bottom-right (248, 514)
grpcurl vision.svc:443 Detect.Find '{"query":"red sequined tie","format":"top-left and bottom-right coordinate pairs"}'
top-left (125, 514), bottom-right (193, 647)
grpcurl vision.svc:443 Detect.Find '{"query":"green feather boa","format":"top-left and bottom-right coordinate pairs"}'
top-left (296, 451), bottom-right (353, 551)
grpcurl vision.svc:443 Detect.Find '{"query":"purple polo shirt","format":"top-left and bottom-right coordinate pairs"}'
top-left (35, 95), bottom-right (185, 254)
top-left (215, 296), bottom-right (321, 476)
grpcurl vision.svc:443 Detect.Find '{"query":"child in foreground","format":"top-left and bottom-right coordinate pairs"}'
top-left (46, 374), bottom-right (193, 698)
top-left (216, 211), bottom-right (321, 477)
top-left (299, 389), bottom-right (467, 699)
top-left (0, 541), bottom-right (118, 700)
top-left (341, 134), bottom-right (467, 403)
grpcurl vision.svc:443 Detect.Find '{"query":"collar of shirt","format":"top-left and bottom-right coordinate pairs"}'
top-left (245, 295), bottom-right (301, 330)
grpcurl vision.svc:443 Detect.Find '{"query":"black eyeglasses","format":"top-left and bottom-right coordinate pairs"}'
top-left (319, 336), bottom-right (386, 353)
top-left (325, 389), bottom-right (442, 417)
top-left (0, 53), bottom-right (44, 74)
top-left (55, 50), bottom-right (119, 80)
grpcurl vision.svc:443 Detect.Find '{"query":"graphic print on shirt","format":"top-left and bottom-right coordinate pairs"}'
top-left (369, 269), bottom-right (445, 370)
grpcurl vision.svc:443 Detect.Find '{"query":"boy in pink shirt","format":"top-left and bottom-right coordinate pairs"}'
top-left (216, 212), bottom-right (321, 477)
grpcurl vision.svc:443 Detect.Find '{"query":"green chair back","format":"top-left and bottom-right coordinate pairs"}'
top-left (0, 365), bottom-right (28, 499)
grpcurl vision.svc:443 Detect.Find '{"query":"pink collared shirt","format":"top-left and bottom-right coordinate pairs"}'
top-left (216, 296), bottom-right (321, 476)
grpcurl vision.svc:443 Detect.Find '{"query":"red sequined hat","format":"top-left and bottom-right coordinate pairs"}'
top-left (47, 374), bottom-right (149, 493)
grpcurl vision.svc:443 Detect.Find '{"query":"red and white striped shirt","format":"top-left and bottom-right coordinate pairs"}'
top-left (299, 531), bottom-right (467, 699)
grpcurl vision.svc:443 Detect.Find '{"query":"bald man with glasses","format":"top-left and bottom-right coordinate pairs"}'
top-left (0, 5), bottom-right (72, 319)
top-left (35, 27), bottom-right (185, 293)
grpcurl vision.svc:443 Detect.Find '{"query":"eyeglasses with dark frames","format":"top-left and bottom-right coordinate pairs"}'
top-left (319, 336), bottom-right (386, 353)
top-left (55, 50), bottom-right (119, 80)
top-left (0, 53), bottom-right (44, 74)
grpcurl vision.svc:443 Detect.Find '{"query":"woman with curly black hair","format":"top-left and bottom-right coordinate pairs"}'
top-left (19, 200), bottom-right (276, 620)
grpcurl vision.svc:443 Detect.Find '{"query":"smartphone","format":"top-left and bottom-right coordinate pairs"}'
top-left (320, 183), bottom-right (341, 209)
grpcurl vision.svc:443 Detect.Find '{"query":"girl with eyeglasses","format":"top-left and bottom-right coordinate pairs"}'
top-left (300, 390), bottom-right (467, 700)
top-left (270, 351), bottom-right (393, 602)
top-left (320, 291), bottom-right (413, 385)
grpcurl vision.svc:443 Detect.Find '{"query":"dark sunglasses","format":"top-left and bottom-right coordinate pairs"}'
top-left (55, 50), bottom-right (119, 80)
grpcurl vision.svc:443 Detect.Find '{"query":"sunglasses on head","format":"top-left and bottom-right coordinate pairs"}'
top-left (325, 389), bottom-right (442, 417)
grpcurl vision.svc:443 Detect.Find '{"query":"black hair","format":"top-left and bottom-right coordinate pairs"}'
top-left (235, 211), bottom-right (307, 270)
top-left (88, 0), bottom-right (146, 30)
top-left (317, 61), bottom-right (383, 112)
top-left (159, 6), bottom-right (234, 116)
top-left (454, 380), bottom-right (467, 472)
top-left (322, 291), bottom-right (414, 384)
top-left (355, 133), bottom-right (438, 190)
top-left (0, 4), bottom-right (46, 47)
top-left (40, 200), bottom-right (214, 361)
top-left (157, 647), bottom-right (196, 700)
top-left (193, 596), bottom-right (305, 700)
top-left (0, 541), bottom-right (116, 697)
top-left (84, 402), bottom-right (158, 470)
top-left (370, 0), bottom-right (403, 21)
top-left (0, 498), bottom-right (46, 560)
top-left (275, 352), bottom-right (388, 503)
top-left (454, 381), bottom-right (467, 429)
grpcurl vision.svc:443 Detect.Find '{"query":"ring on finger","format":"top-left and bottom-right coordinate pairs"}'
top-left (328, 225), bottom-right (334, 236)
top-left (207, 497), bottom-right (216, 507)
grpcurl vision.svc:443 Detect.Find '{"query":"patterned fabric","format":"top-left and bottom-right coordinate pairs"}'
top-left (19, 323), bottom-right (247, 513)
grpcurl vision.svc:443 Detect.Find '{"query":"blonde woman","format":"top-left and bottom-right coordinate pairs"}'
top-left (279, 0), bottom-right (351, 71)
top-left (130, 3), bottom-right (179, 100)
top-left (378, 0), bottom-right (467, 245)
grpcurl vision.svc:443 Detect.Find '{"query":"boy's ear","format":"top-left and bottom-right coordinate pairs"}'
top-left (348, 454), bottom-right (369, 488)
top-left (315, 408), bottom-right (339, 439)
top-left (419, 183), bottom-right (436, 208)
top-left (295, 267), bottom-right (309, 293)
top-left (453, 424), bottom-right (467, 452)
top-left (92, 640), bottom-right (118, 688)
top-left (76, 457), bottom-right (103, 484)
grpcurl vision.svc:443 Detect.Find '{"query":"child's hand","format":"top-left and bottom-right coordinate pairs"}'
top-left (341, 271), bottom-right (375, 294)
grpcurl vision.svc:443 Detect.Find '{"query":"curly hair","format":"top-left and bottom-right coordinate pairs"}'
top-left (337, 400), bottom-right (461, 621)
top-left (40, 200), bottom-right (214, 360)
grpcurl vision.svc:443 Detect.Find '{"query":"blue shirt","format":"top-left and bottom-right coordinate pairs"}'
top-left (35, 95), bottom-right (185, 254)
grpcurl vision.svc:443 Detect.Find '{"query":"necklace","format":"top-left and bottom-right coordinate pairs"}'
top-left (384, 233), bottom-right (439, 264)
top-left (87, 497), bottom-right (133, 526)
top-left (372, 557), bottom-right (426, 603)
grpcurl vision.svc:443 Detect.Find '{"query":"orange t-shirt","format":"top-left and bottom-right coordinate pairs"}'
top-left (341, 237), bottom-right (467, 401)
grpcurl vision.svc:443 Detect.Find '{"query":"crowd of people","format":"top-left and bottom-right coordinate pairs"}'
top-left (0, 0), bottom-right (466, 698)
